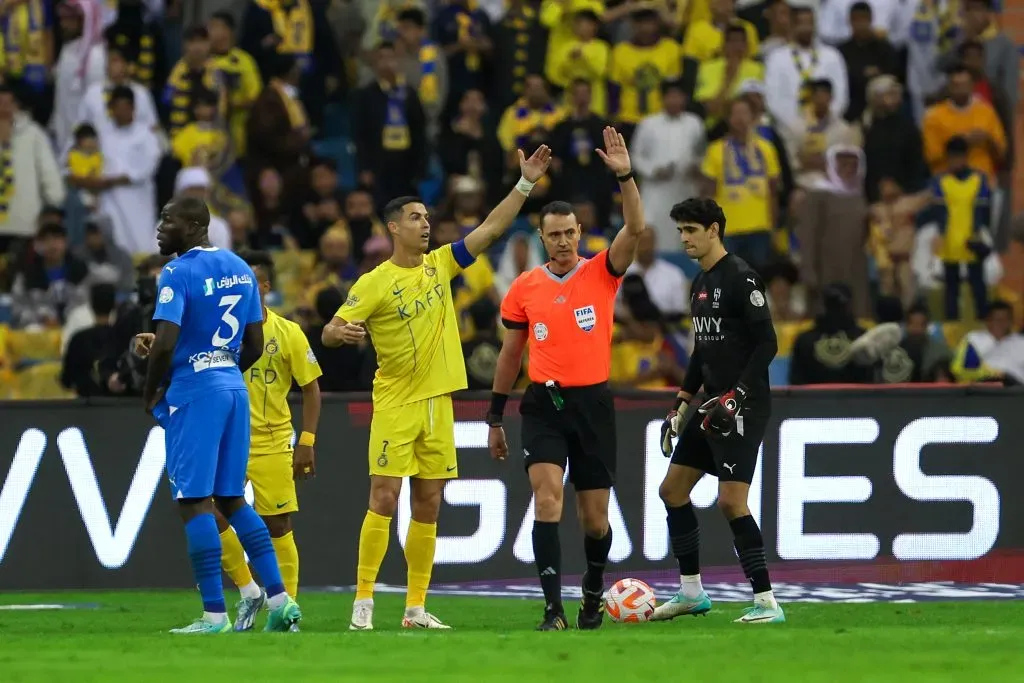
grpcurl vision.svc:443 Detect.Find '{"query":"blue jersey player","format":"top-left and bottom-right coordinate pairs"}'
top-left (143, 197), bottom-right (301, 633)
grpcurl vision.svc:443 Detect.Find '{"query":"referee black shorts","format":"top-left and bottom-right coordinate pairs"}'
top-left (519, 382), bottom-right (616, 491)
top-left (671, 406), bottom-right (767, 485)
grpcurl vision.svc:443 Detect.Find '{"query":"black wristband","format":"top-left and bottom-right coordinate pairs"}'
top-left (616, 170), bottom-right (635, 182)
top-left (487, 392), bottom-right (509, 425)
top-left (672, 395), bottom-right (686, 412)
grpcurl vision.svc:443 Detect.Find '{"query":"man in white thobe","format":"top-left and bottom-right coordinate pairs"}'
top-left (764, 5), bottom-right (848, 133)
top-left (171, 167), bottom-right (233, 250)
top-left (51, 0), bottom-right (108, 154)
top-left (97, 86), bottom-right (161, 255)
top-left (629, 80), bottom-right (705, 251)
top-left (77, 44), bottom-right (159, 141)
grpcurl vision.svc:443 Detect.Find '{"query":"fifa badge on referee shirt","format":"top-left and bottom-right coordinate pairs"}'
top-left (574, 305), bottom-right (596, 332)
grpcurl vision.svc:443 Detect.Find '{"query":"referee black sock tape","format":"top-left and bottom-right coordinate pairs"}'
top-left (667, 502), bottom-right (700, 576)
top-left (583, 528), bottom-right (613, 594)
top-left (729, 515), bottom-right (772, 594)
top-left (533, 521), bottom-right (563, 612)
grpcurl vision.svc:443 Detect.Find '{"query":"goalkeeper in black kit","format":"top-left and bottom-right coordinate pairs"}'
top-left (652, 198), bottom-right (784, 625)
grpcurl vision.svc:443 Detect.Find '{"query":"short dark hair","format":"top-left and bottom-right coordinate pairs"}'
top-left (209, 11), bottom-right (235, 30)
top-left (90, 283), bottom-right (117, 317)
top-left (946, 135), bottom-right (969, 156)
top-left (792, 6), bottom-right (814, 19)
top-left (240, 248), bottom-right (275, 283)
top-left (539, 201), bottom-right (575, 230)
top-left (809, 78), bottom-right (833, 95)
top-left (173, 196), bottom-right (211, 229)
top-left (184, 24), bottom-right (209, 42)
top-left (669, 197), bottom-right (727, 238)
top-left (37, 221), bottom-right (66, 239)
top-left (906, 302), bottom-right (930, 320)
top-left (397, 8), bottom-right (426, 26)
top-left (965, 0), bottom-right (993, 8)
top-left (74, 123), bottom-right (97, 141)
top-left (724, 24), bottom-right (748, 41)
top-left (383, 196), bottom-right (424, 222)
top-left (269, 53), bottom-right (298, 79)
top-left (660, 78), bottom-right (686, 96)
top-left (193, 88), bottom-right (219, 108)
top-left (959, 39), bottom-right (984, 57)
top-left (109, 85), bottom-right (135, 106)
top-left (946, 62), bottom-right (973, 79)
top-left (850, 1), bottom-right (872, 16)
top-left (988, 299), bottom-right (1013, 317)
top-left (376, 40), bottom-right (396, 52)
top-left (106, 43), bottom-right (126, 60)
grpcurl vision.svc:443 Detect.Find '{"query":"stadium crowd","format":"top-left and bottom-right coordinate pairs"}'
top-left (0, 0), bottom-right (1022, 400)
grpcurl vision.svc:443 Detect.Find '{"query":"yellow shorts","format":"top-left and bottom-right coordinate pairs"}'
top-left (368, 394), bottom-right (457, 479)
top-left (247, 451), bottom-right (299, 516)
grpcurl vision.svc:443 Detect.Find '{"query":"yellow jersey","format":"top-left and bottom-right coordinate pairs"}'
top-left (337, 243), bottom-right (470, 409)
top-left (171, 123), bottom-right (229, 167)
top-left (933, 170), bottom-right (989, 264)
top-left (67, 149), bottom-right (103, 178)
top-left (681, 19), bottom-right (760, 62)
top-left (609, 39), bottom-right (682, 124)
top-left (701, 136), bottom-right (780, 235)
top-left (211, 47), bottom-right (263, 157)
top-left (546, 38), bottom-right (611, 116)
top-left (694, 58), bottom-right (764, 126)
top-left (247, 308), bottom-right (323, 456)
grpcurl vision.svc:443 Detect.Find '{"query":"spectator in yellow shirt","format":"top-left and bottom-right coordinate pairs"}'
top-left (700, 96), bottom-right (780, 268)
top-left (608, 7), bottom-right (682, 139)
top-left (682, 0), bottom-right (759, 62)
top-left (170, 88), bottom-right (230, 170)
top-left (208, 11), bottom-right (263, 159)
top-left (66, 124), bottom-right (103, 210)
top-left (922, 64), bottom-right (1006, 183)
top-left (546, 9), bottom-right (610, 116)
top-left (694, 24), bottom-right (764, 126)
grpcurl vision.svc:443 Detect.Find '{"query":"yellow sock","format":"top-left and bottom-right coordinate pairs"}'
top-left (356, 510), bottom-right (391, 601)
top-left (219, 527), bottom-right (254, 590)
top-left (404, 519), bottom-right (437, 609)
top-left (271, 531), bottom-right (300, 597)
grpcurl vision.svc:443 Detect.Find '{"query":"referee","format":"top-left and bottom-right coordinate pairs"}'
top-left (652, 197), bottom-right (784, 625)
top-left (487, 127), bottom-right (644, 632)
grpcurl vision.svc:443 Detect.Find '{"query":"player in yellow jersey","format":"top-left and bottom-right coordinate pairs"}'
top-left (218, 250), bottom-right (321, 631)
top-left (141, 250), bottom-right (323, 631)
top-left (322, 145), bottom-right (552, 630)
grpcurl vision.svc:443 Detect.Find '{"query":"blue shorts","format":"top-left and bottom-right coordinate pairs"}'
top-left (164, 388), bottom-right (250, 500)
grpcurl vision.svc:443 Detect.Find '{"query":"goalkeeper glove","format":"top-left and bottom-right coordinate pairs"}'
top-left (699, 384), bottom-right (749, 438)
top-left (659, 395), bottom-right (688, 457)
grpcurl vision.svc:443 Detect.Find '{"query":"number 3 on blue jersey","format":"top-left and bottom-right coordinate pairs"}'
top-left (213, 294), bottom-right (243, 347)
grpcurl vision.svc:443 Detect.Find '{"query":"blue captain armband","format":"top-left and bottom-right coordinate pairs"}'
top-left (452, 240), bottom-right (475, 269)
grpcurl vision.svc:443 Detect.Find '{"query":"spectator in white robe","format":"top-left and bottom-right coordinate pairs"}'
top-left (77, 44), bottom-right (160, 142)
top-left (50, 0), bottom-right (108, 155)
top-left (172, 167), bottom-right (233, 251)
top-left (629, 79), bottom-right (705, 252)
top-left (97, 86), bottom-right (161, 255)
top-left (764, 5), bottom-right (848, 134)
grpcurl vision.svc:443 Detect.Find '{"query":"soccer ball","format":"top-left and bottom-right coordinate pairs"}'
top-left (604, 578), bottom-right (656, 623)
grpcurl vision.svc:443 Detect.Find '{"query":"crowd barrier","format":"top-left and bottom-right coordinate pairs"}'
top-left (1, 386), bottom-right (1022, 590)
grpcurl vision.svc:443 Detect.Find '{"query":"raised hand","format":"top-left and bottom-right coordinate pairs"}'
top-left (519, 144), bottom-right (552, 183)
top-left (595, 126), bottom-right (631, 176)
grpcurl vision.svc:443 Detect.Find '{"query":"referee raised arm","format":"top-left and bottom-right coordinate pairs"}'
top-left (487, 127), bottom-right (644, 632)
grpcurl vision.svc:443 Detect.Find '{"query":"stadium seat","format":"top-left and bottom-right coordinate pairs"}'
top-left (769, 357), bottom-right (791, 386)
top-left (6, 328), bottom-right (63, 369)
top-left (12, 361), bottom-right (71, 400)
top-left (311, 137), bottom-right (356, 191)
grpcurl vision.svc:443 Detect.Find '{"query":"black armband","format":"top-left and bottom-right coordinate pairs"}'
top-left (672, 394), bottom-right (685, 412)
top-left (487, 392), bottom-right (509, 426)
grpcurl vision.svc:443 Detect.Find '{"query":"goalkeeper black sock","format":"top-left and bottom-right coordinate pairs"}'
top-left (666, 502), bottom-right (700, 576)
top-left (582, 527), bottom-right (612, 594)
top-left (533, 521), bottom-right (562, 613)
top-left (729, 515), bottom-right (772, 594)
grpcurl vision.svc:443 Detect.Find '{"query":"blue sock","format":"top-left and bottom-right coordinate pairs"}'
top-left (229, 504), bottom-right (286, 599)
top-left (185, 513), bottom-right (226, 614)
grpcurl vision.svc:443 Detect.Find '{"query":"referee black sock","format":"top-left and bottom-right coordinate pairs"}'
top-left (729, 515), bottom-right (772, 594)
top-left (533, 521), bottom-right (563, 613)
top-left (666, 502), bottom-right (700, 576)
top-left (582, 528), bottom-right (613, 595)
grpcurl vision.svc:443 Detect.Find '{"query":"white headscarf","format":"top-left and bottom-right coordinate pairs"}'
top-left (814, 144), bottom-right (866, 196)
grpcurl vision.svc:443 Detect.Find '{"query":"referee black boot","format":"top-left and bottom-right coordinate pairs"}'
top-left (576, 584), bottom-right (605, 630)
top-left (536, 605), bottom-right (569, 631)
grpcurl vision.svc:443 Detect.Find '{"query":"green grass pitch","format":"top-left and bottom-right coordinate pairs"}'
top-left (0, 591), bottom-right (1020, 682)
